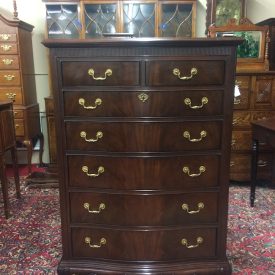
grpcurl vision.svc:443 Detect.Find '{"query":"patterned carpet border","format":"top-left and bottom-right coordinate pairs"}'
top-left (0, 179), bottom-right (274, 274)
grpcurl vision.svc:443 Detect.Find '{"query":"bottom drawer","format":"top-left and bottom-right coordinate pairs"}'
top-left (71, 227), bottom-right (217, 261)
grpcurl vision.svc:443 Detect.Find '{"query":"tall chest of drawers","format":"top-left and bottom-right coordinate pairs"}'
top-left (44, 38), bottom-right (241, 274)
top-left (0, 14), bottom-right (42, 172)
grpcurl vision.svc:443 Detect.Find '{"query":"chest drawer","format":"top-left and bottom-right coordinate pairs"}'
top-left (70, 192), bottom-right (218, 226)
top-left (64, 90), bottom-right (224, 117)
top-left (65, 121), bottom-right (222, 152)
top-left (0, 70), bottom-right (21, 86)
top-left (0, 43), bottom-right (18, 54)
top-left (146, 60), bottom-right (225, 86)
top-left (61, 61), bottom-right (140, 87)
top-left (0, 87), bottom-right (22, 104)
top-left (72, 227), bottom-right (217, 261)
top-left (0, 55), bottom-right (19, 70)
top-left (67, 155), bottom-right (220, 190)
top-left (0, 33), bottom-right (17, 42)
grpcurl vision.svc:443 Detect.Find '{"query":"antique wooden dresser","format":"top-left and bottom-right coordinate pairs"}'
top-left (44, 38), bottom-right (241, 274)
top-left (0, 14), bottom-right (42, 173)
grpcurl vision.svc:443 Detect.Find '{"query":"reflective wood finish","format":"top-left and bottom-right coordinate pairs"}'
top-left (44, 38), bottom-right (240, 274)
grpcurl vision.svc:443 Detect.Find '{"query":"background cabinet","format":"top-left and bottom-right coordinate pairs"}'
top-left (231, 72), bottom-right (275, 182)
top-left (0, 14), bottom-right (42, 173)
top-left (43, 0), bottom-right (197, 38)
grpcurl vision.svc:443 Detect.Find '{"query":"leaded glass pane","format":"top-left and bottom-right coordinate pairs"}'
top-left (160, 4), bottom-right (193, 37)
top-left (46, 4), bottom-right (80, 39)
top-left (123, 3), bottom-right (155, 37)
top-left (84, 4), bottom-right (117, 38)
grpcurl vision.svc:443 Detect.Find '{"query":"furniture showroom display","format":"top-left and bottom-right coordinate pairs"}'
top-left (44, 37), bottom-right (241, 274)
top-left (0, 14), bottom-right (43, 174)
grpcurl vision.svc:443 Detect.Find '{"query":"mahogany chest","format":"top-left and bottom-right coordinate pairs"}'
top-left (44, 38), bottom-right (240, 274)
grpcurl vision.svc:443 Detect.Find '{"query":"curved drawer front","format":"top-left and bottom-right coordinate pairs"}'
top-left (72, 227), bottom-right (217, 260)
top-left (70, 192), bottom-right (218, 226)
top-left (61, 61), bottom-right (140, 87)
top-left (0, 55), bottom-right (19, 70)
top-left (146, 60), bottom-right (225, 86)
top-left (65, 121), bottom-right (222, 152)
top-left (67, 155), bottom-right (220, 190)
top-left (0, 70), bottom-right (21, 86)
top-left (64, 90), bottom-right (223, 117)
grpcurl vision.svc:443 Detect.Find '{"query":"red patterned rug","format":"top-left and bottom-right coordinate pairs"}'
top-left (0, 180), bottom-right (274, 274)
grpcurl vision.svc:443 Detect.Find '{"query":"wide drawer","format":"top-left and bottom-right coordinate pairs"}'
top-left (0, 55), bottom-right (19, 70)
top-left (0, 70), bottom-right (21, 86)
top-left (71, 227), bottom-right (217, 260)
top-left (67, 155), bottom-right (220, 190)
top-left (0, 33), bottom-right (17, 42)
top-left (70, 191), bottom-right (218, 226)
top-left (0, 43), bottom-right (18, 54)
top-left (61, 61), bottom-right (140, 87)
top-left (146, 60), bottom-right (225, 86)
top-left (65, 121), bottom-right (222, 152)
top-left (0, 87), bottom-right (22, 104)
top-left (64, 90), bottom-right (224, 117)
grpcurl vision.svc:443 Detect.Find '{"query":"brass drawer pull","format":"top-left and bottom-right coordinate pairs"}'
top-left (2, 58), bottom-right (13, 65)
top-left (138, 93), bottom-right (149, 102)
top-left (6, 93), bottom-right (16, 100)
top-left (184, 97), bottom-right (208, 109)
top-left (173, 67), bottom-right (198, 80)
top-left (230, 161), bottom-right (235, 167)
top-left (79, 98), bottom-right (102, 109)
top-left (82, 165), bottom-right (105, 177)
top-left (231, 139), bottom-right (236, 146)
top-left (183, 130), bottom-right (207, 142)
top-left (85, 237), bottom-right (106, 248)
top-left (1, 44), bottom-right (12, 51)
top-left (183, 166), bottom-right (206, 177)
top-left (83, 202), bottom-right (105, 213)
top-left (80, 131), bottom-right (103, 142)
top-left (15, 124), bottom-right (20, 129)
top-left (0, 34), bottom-right (11, 41)
top-left (4, 74), bottom-right (15, 81)
top-left (182, 202), bottom-right (204, 214)
top-left (181, 237), bottom-right (203, 249)
top-left (88, 68), bottom-right (112, 80)
top-left (234, 98), bottom-right (241, 105)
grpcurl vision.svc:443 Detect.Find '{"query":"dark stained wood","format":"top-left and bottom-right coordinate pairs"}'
top-left (0, 101), bottom-right (20, 218)
top-left (44, 38), bottom-right (240, 274)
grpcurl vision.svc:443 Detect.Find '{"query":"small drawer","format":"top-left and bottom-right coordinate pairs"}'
top-left (13, 109), bottom-right (24, 119)
top-left (65, 121), bottom-right (222, 152)
top-left (70, 191), bottom-right (218, 226)
top-left (0, 55), bottom-right (19, 70)
top-left (146, 60), bottom-right (225, 86)
top-left (0, 33), bottom-right (17, 42)
top-left (14, 119), bottom-right (24, 136)
top-left (0, 70), bottom-right (21, 86)
top-left (67, 154), bottom-right (220, 190)
top-left (71, 227), bottom-right (217, 261)
top-left (64, 90), bottom-right (224, 117)
top-left (61, 61), bottom-right (140, 87)
top-left (0, 87), bottom-right (23, 104)
top-left (0, 43), bottom-right (18, 54)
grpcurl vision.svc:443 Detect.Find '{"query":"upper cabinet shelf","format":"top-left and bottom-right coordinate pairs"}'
top-left (43, 0), bottom-right (197, 39)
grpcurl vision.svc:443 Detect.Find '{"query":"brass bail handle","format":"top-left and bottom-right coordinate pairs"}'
top-left (83, 202), bottom-right (106, 213)
top-left (82, 165), bottom-right (105, 177)
top-left (80, 131), bottom-right (103, 143)
top-left (79, 98), bottom-right (102, 109)
top-left (182, 202), bottom-right (204, 214)
top-left (173, 67), bottom-right (198, 80)
top-left (184, 97), bottom-right (208, 109)
top-left (181, 237), bottom-right (203, 249)
top-left (182, 166), bottom-right (206, 177)
top-left (183, 130), bottom-right (207, 142)
top-left (85, 237), bottom-right (106, 248)
top-left (88, 68), bottom-right (112, 80)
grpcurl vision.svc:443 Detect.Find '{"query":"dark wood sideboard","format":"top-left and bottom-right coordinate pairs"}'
top-left (43, 38), bottom-right (241, 274)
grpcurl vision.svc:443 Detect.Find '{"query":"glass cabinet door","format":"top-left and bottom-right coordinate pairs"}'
top-left (46, 4), bottom-right (80, 39)
top-left (123, 2), bottom-right (156, 37)
top-left (160, 2), bottom-right (195, 37)
top-left (84, 3), bottom-right (118, 38)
